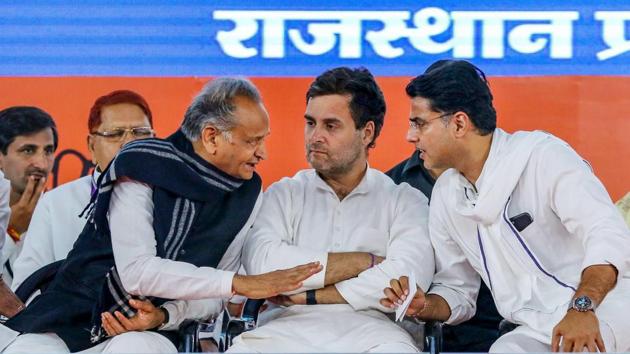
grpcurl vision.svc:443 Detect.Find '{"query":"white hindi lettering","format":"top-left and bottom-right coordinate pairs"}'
top-left (213, 9), bottom-right (579, 60)
top-left (595, 12), bottom-right (630, 60)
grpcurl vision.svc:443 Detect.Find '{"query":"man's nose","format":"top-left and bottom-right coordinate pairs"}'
top-left (406, 127), bottom-right (419, 143)
top-left (256, 142), bottom-right (268, 161)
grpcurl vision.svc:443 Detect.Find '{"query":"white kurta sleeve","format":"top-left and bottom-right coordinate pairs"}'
top-left (159, 298), bottom-right (224, 331)
top-left (542, 142), bottom-right (630, 281)
top-left (110, 179), bottom-right (238, 300)
top-left (158, 192), bottom-right (263, 329)
top-left (426, 185), bottom-right (480, 325)
top-left (334, 185), bottom-right (435, 312)
top-left (0, 172), bottom-right (10, 251)
top-left (242, 178), bottom-right (328, 290)
top-left (10, 194), bottom-right (55, 290)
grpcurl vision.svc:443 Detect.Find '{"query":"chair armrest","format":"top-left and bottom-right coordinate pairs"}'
top-left (424, 321), bottom-right (443, 354)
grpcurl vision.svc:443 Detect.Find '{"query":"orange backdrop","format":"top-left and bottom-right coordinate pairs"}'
top-left (0, 76), bottom-right (628, 201)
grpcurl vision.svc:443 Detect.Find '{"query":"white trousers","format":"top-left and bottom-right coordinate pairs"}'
top-left (490, 323), bottom-right (618, 353)
top-left (227, 339), bottom-right (418, 353)
top-left (2, 331), bottom-right (176, 354)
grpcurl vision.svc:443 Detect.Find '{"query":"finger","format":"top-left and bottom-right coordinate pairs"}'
top-left (107, 312), bottom-right (127, 333)
top-left (114, 311), bottom-right (136, 331)
top-left (18, 176), bottom-right (37, 206)
top-left (383, 287), bottom-right (401, 306)
top-left (28, 177), bottom-right (47, 207)
top-left (379, 297), bottom-right (396, 309)
top-left (562, 337), bottom-right (574, 353)
top-left (586, 341), bottom-right (598, 353)
top-left (400, 276), bottom-right (410, 296)
top-left (595, 333), bottom-right (606, 353)
top-left (102, 319), bottom-right (115, 337)
top-left (101, 313), bottom-right (114, 336)
top-left (551, 330), bottom-right (561, 352)
top-left (129, 299), bottom-right (154, 312)
top-left (287, 264), bottom-right (322, 282)
top-left (102, 313), bottom-right (124, 336)
top-left (571, 340), bottom-right (585, 353)
top-left (389, 280), bottom-right (406, 301)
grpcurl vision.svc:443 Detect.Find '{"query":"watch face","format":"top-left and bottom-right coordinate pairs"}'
top-left (574, 296), bottom-right (593, 311)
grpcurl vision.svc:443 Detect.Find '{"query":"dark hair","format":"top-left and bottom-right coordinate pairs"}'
top-left (306, 67), bottom-right (386, 148)
top-left (406, 60), bottom-right (496, 135)
top-left (88, 90), bottom-right (153, 133)
top-left (0, 106), bottom-right (59, 154)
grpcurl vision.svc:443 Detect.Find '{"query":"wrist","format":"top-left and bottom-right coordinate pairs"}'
top-left (369, 253), bottom-right (376, 268)
top-left (231, 274), bottom-right (245, 296)
top-left (157, 307), bottom-right (169, 328)
top-left (306, 289), bottom-right (317, 305)
top-left (7, 225), bottom-right (21, 242)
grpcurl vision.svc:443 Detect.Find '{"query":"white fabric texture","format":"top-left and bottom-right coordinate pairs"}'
top-left (234, 168), bottom-right (434, 352)
top-left (11, 172), bottom-right (98, 290)
top-left (428, 128), bottom-right (630, 351)
top-left (108, 179), bottom-right (262, 329)
top-left (2, 331), bottom-right (176, 354)
top-left (0, 170), bottom-right (11, 252)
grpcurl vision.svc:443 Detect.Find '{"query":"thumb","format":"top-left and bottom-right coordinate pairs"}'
top-left (129, 299), bottom-right (155, 312)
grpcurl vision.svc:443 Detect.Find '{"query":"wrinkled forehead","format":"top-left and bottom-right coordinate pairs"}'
top-left (231, 97), bottom-right (270, 134)
top-left (98, 103), bottom-right (151, 129)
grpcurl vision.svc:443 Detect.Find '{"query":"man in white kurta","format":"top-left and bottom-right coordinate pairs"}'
top-left (11, 89), bottom-right (154, 291)
top-left (0, 107), bottom-right (57, 287)
top-left (1, 80), bottom-right (321, 353)
top-left (383, 59), bottom-right (630, 352)
top-left (229, 67), bottom-right (435, 353)
top-left (10, 171), bottom-right (98, 290)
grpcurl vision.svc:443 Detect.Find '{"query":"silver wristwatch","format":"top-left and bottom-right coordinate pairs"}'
top-left (569, 295), bottom-right (597, 312)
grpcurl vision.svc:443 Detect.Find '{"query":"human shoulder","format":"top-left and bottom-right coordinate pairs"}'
top-left (40, 175), bottom-right (92, 203)
top-left (264, 169), bottom-right (315, 197)
top-left (527, 134), bottom-right (591, 174)
top-left (369, 168), bottom-right (429, 206)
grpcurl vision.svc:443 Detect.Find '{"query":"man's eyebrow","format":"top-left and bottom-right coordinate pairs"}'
top-left (16, 143), bottom-right (38, 150)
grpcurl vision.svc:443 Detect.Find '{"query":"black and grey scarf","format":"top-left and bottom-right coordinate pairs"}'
top-left (86, 129), bottom-right (259, 343)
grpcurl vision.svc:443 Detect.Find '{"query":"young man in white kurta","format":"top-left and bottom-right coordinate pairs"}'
top-left (228, 67), bottom-right (435, 353)
top-left (383, 59), bottom-right (630, 352)
top-left (429, 129), bottom-right (630, 352)
top-left (11, 172), bottom-right (98, 290)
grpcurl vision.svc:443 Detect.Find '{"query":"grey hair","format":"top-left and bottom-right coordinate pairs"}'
top-left (180, 77), bottom-right (262, 141)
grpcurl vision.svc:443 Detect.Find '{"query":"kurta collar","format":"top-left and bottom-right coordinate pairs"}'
top-left (313, 163), bottom-right (372, 198)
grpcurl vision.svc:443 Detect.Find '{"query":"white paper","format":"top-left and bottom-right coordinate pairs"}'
top-left (395, 272), bottom-right (417, 322)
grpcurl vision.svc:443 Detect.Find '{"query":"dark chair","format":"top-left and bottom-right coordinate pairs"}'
top-left (424, 321), bottom-right (443, 354)
top-left (498, 319), bottom-right (518, 337)
top-left (179, 298), bottom-right (265, 353)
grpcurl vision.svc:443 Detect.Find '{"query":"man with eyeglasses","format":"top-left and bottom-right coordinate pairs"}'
top-left (10, 90), bottom-right (155, 292)
top-left (382, 60), bottom-right (630, 352)
top-left (385, 61), bottom-right (502, 352)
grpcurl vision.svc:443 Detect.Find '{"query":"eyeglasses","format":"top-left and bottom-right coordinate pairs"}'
top-left (409, 112), bottom-right (453, 132)
top-left (91, 127), bottom-right (154, 142)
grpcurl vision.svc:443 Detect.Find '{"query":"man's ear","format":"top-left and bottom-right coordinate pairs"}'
top-left (87, 135), bottom-right (97, 164)
top-left (362, 121), bottom-right (375, 147)
top-left (200, 125), bottom-right (221, 155)
top-left (450, 111), bottom-right (472, 139)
